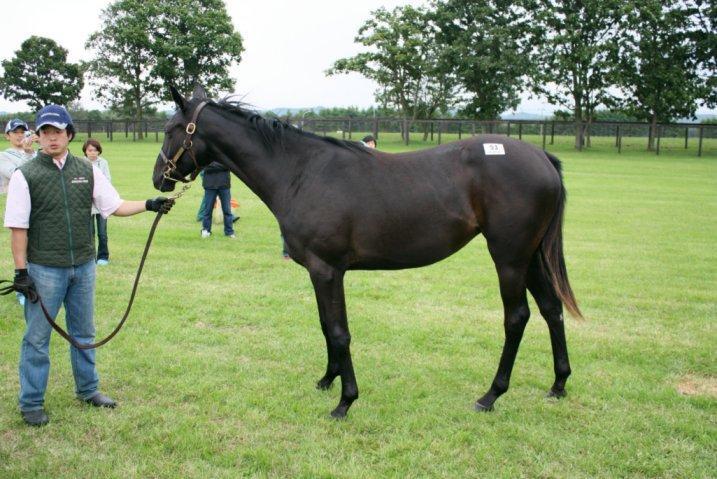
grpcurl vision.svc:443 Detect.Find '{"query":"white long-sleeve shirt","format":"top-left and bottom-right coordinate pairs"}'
top-left (88, 156), bottom-right (112, 214)
top-left (4, 152), bottom-right (123, 229)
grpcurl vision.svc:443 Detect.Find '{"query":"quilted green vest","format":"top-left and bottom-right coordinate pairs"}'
top-left (20, 151), bottom-right (95, 267)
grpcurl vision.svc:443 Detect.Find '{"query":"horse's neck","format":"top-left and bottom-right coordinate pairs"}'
top-left (211, 119), bottom-right (302, 215)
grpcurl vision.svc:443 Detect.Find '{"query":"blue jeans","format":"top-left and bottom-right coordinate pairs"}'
top-left (94, 214), bottom-right (109, 261)
top-left (19, 260), bottom-right (99, 411)
top-left (201, 188), bottom-right (235, 236)
top-left (196, 195), bottom-right (208, 221)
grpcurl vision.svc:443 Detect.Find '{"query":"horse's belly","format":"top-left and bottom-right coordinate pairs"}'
top-left (348, 216), bottom-right (479, 270)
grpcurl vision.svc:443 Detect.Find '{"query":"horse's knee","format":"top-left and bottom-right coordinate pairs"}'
top-left (504, 304), bottom-right (530, 334)
top-left (327, 328), bottom-right (351, 350)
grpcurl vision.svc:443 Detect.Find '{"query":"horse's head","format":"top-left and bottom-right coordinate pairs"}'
top-left (153, 85), bottom-right (213, 192)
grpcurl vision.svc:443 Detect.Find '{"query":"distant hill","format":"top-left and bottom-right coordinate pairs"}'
top-left (499, 111), bottom-right (550, 120)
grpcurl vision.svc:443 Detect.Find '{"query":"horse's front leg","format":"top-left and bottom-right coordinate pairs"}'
top-left (315, 300), bottom-right (338, 391)
top-left (309, 261), bottom-right (358, 418)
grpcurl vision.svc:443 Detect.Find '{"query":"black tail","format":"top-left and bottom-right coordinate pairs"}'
top-left (539, 153), bottom-right (583, 318)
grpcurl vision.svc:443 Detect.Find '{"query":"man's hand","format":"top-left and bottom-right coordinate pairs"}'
top-left (145, 197), bottom-right (175, 214)
top-left (13, 269), bottom-right (38, 303)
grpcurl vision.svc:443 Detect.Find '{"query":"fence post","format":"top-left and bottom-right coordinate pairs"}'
top-left (125, 121), bottom-right (129, 138)
top-left (542, 121), bottom-right (547, 150)
top-left (618, 127), bottom-right (622, 154)
top-left (615, 124), bottom-right (620, 147)
top-left (438, 121), bottom-right (442, 145)
top-left (458, 122), bottom-right (462, 140)
top-left (698, 126), bottom-right (704, 157)
top-left (550, 121), bottom-right (555, 144)
top-left (109, 122), bottom-right (113, 142)
top-left (518, 122), bottom-right (523, 140)
top-left (373, 117), bottom-right (379, 139)
top-left (87, 121), bottom-right (92, 139)
top-left (132, 122), bottom-right (136, 141)
top-left (684, 127), bottom-right (689, 149)
top-left (507, 121), bottom-right (511, 137)
top-left (348, 118), bottom-right (352, 139)
top-left (430, 121), bottom-right (434, 141)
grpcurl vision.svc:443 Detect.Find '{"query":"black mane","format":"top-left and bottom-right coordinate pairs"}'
top-left (213, 98), bottom-right (366, 154)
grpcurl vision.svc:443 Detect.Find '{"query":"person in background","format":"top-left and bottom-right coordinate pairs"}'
top-left (361, 134), bottom-right (377, 149)
top-left (82, 139), bottom-right (112, 265)
top-left (4, 104), bottom-right (174, 427)
top-left (1, 119), bottom-right (36, 194)
top-left (1, 119), bottom-right (37, 305)
top-left (196, 170), bottom-right (207, 221)
top-left (200, 161), bottom-right (236, 239)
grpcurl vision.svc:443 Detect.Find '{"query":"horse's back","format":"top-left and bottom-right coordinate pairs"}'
top-left (285, 135), bottom-right (562, 270)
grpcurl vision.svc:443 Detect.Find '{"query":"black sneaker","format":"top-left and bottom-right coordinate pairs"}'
top-left (21, 409), bottom-right (49, 427)
top-left (84, 392), bottom-right (117, 408)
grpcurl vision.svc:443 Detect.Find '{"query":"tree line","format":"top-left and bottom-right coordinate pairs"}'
top-left (1, 0), bottom-right (714, 149)
top-left (0, 0), bottom-right (243, 139)
top-left (328, 0), bottom-right (715, 149)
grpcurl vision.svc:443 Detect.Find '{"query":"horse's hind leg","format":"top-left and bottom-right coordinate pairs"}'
top-left (475, 257), bottom-right (531, 412)
top-left (308, 260), bottom-right (358, 418)
top-left (526, 255), bottom-right (571, 398)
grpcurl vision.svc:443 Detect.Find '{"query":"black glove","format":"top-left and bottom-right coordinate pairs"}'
top-left (13, 269), bottom-right (38, 303)
top-left (146, 197), bottom-right (175, 214)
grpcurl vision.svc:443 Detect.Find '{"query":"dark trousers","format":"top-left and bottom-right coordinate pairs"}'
top-left (201, 188), bottom-right (235, 236)
top-left (93, 214), bottom-right (109, 260)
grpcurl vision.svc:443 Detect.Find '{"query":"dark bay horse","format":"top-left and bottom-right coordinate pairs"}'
top-left (153, 85), bottom-right (582, 418)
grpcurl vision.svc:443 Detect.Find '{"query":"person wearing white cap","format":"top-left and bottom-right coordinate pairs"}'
top-left (3, 104), bottom-right (175, 427)
top-left (1, 119), bottom-right (36, 195)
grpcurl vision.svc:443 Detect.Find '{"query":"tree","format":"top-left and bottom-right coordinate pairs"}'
top-left (85, 0), bottom-right (163, 137)
top-left (153, 0), bottom-right (243, 99)
top-left (686, 0), bottom-right (717, 108)
top-left (529, 0), bottom-right (622, 149)
top-left (0, 36), bottom-right (83, 110)
top-left (430, 0), bottom-right (534, 120)
top-left (85, 0), bottom-right (243, 137)
top-left (327, 5), bottom-right (456, 144)
top-left (613, 0), bottom-right (704, 149)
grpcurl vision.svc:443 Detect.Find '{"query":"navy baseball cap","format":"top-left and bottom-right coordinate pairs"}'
top-left (4, 119), bottom-right (29, 134)
top-left (35, 105), bottom-right (73, 131)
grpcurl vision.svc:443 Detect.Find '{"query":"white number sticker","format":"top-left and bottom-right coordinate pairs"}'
top-left (483, 143), bottom-right (505, 155)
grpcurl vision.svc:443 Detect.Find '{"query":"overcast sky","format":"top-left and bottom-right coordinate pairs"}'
top-left (0, 1), bottom-right (712, 116)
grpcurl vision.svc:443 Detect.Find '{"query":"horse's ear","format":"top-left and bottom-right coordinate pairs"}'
top-left (170, 85), bottom-right (186, 111)
top-left (192, 84), bottom-right (208, 100)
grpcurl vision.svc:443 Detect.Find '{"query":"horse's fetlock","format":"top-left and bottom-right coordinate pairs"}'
top-left (492, 380), bottom-right (509, 396)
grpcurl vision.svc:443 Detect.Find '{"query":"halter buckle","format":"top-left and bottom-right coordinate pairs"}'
top-left (186, 122), bottom-right (196, 134)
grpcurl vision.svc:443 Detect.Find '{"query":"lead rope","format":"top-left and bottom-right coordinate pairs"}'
top-left (0, 183), bottom-right (192, 350)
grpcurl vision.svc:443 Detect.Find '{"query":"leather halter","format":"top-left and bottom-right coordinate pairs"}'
top-left (160, 100), bottom-right (209, 183)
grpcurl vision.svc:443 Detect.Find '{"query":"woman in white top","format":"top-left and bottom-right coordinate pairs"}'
top-left (82, 139), bottom-right (112, 265)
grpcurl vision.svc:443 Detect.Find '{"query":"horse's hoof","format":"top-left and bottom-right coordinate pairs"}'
top-left (316, 380), bottom-right (333, 391)
top-left (474, 401), bottom-right (494, 412)
top-left (546, 388), bottom-right (566, 399)
top-left (330, 407), bottom-right (348, 419)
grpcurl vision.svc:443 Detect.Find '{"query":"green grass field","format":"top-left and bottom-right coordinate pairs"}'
top-left (0, 133), bottom-right (715, 478)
